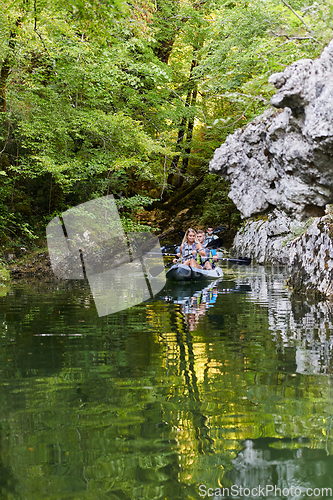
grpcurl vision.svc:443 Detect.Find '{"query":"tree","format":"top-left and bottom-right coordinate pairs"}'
top-left (0, 0), bottom-right (332, 249)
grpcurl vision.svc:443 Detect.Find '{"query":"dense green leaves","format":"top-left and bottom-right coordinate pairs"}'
top-left (0, 0), bottom-right (332, 249)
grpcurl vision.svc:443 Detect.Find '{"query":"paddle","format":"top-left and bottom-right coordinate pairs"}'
top-left (149, 254), bottom-right (252, 278)
top-left (149, 237), bottom-right (251, 277)
top-left (205, 238), bottom-right (251, 266)
top-left (216, 256), bottom-right (252, 266)
top-left (157, 237), bottom-right (224, 258)
top-left (148, 247), bottom-right (196, 278)
top-left (206, 236), bottom-right (223, 248)
top-left (149, 253), bottom-right (191, 278)
top-left (212, 225), bottom-right (226, 234)
top-left (162, 255), bottom-right (252, 266)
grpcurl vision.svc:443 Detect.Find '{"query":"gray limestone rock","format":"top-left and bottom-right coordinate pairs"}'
top-left (210, 40), bottom-right (333, 221)
top-left (231, 209), bottom-right (308, 265)
top-left (287, 215), bottom-right (333, 298)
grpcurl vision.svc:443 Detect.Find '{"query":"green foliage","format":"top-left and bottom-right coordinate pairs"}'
top-left (116, 194), bottom-right (157, 232)
top-left (115, 194), bottom-right (155, 210)
top-left (0, 264), bottom-right (10, 288)
top-left (195, 174), bottom-right (242, 229)
top-left (196, 0), bottom-right (333, 146)
top-left (1, 0), bottom-right (332, 248)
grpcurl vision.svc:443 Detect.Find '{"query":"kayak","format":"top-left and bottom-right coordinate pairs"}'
top-left (166, 263), bottom-right (223, 282)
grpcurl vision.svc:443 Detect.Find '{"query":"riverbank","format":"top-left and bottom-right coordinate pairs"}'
top-left (0, 262), bottom-right (10, 281)
top-left (0, 262), bottom-right (10, 296)
top-left (6, 246), bottom-right (54, 279)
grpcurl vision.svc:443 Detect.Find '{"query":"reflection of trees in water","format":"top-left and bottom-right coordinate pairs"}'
top-left (167, 305), bottom-right (215, 457)
top-left (2, 276), bottom-right (333, 498)
top-left (235, 267), bottom-right (333, 374)
top-left (0, 424), bottom-right (18, 500)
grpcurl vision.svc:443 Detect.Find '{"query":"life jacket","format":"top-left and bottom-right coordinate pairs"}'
top-left (198, 247), bottom-right (215, 266)
top-left (182, 242), bottom-right (197, 262)
top-left (206, 248), bottom-right (214, 264)
top-left (205, 234), bottom-right (218, 245)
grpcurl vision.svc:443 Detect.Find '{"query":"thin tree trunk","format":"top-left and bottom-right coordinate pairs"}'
top-left (49, 174), bottom-right (52, 215)
top-left (0, 22), bottom-right (20, 112)
top-left (0, 59), bottom-right (11, 112)
top-left (174, 85), bottom-right (198, 189)
top-left (165, 86), bottom-right (193, 191)
top-left (165, 34), bottom-right (202, 194)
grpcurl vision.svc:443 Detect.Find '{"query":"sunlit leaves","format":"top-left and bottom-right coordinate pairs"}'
top-left (1, 0), bottom-right (333, 246)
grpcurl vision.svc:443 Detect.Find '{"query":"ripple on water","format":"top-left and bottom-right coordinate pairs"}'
top-left (0, 273), bottom-right (333, 499)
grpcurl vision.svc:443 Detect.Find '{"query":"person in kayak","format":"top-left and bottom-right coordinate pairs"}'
top-left (205, 226), bottom-right (219, 245)
top-left (173, 228), bottom-right (206, 268)
top-left (197, 230), bottom-right (218, 270)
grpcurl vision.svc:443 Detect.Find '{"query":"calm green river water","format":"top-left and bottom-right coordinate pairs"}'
top-left (1, 265), bottom-right (333, 500)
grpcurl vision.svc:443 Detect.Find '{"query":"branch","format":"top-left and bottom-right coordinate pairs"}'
top-left (215, 92), bottom-right (270, 104)
top-left (34, 28), bottom-right (50, 54)
top-left (34, 0), bottom-right (50, 54)
top-left (280, 0), bottom-right (318, 41)
top-left (214, 100), bottom-right (256, 130)
top-left (169, 88), bottom-right (189, 105)
top-left (0, 120), bottom-right (11, 156)
top-left (160, 175), bottom-right (205, 210)
top-left (272, 32), bottom-right (318, 42)
top-left (158, 227), bottom-right (175, 241)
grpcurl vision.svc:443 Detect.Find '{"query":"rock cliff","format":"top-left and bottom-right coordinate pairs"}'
top-left (231, 209), bottom-right (311, 265)
top-left (210, 40), bottom-right (333, 221)
top-left (287, 214), bottom-right (333, 298)
top-left (232, 209), bottom-right (333, 299)
top-left (210, 40), bottom-right (333, 298)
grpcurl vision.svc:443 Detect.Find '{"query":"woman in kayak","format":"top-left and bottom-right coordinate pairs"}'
top-left (173, 228), bottom-right (206, 268)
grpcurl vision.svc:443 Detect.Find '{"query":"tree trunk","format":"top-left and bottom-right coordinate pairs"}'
top-left (154, 0), bottom-right (204, 202)
top-left (174, 85), bottom-right (198, 189)
top-left (165, 86), bottom-right (192, 192)
top-left (0, 59), bottom-right (10, 113)
top-left (150, 174), bottom-right (205, 210)
top-left (0, 23), bottom-right (20, 112)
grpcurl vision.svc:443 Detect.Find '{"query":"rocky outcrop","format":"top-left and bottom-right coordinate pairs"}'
top-left (228, 214), bottom-right (333, 304)
top-left (209, 40), bottom-right (333, 298)
top-left (287, 214), bottom-right (333, 297)
top-left (232, 209), bottom-right (333, 299)
top-left (210, 40), bottom-right (333, 221)
top-left (231, 209), bottom-right (311, 265)
top-left (10, 251), bottom-right (54, 278)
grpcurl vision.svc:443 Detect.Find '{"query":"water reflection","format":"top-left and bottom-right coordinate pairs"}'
top-left (159, 279), bottom-right (251, 331)
top-left (222, 438), bottom-right (333, 499)
top-left (0, 268), bottom-right (333, 499)
top-left (232, 265), bottom-right (333, 375)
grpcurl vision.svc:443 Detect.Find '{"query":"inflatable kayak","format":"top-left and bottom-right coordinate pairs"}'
top-left (166, 263), bottom-right (223, 282)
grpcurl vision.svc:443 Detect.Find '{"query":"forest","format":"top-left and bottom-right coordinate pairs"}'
top-left (0, 0), bottom-right (332, 257)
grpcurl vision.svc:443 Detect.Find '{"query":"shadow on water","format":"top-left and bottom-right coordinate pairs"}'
top-left (0, 268), bottom-right (333, 498)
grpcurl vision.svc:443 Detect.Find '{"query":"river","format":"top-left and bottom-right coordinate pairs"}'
top-left (0, 263), bottom-right (333, 499)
